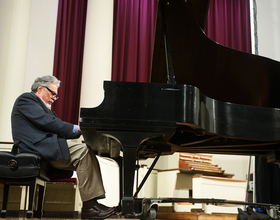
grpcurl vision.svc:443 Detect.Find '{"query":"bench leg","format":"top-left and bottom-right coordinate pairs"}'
top-left (26, 179), bottom-right (36, 218)
top-left (26, 177), bottom-right (46, 218)
top-left (1, 184), bottom-right (10, 218)
top-left (36, 183), bottom-right (46, 218)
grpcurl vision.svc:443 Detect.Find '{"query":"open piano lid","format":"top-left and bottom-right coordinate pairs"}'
top-left (150, 0), bottom-right (280, 108)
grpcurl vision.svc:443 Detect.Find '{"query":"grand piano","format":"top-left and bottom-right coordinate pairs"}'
top-left (80, 0), bottom-right (280, 219)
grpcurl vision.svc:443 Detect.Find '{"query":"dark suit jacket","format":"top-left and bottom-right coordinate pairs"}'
top-left (11, 92), bottom-right (81, 161)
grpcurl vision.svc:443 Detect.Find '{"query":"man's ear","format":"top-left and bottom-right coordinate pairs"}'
top-left (35, 85), bottom-right (44, 94)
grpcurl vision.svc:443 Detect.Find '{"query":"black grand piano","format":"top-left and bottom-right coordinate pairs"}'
top-left (80, 0), bottom-right (280, 219)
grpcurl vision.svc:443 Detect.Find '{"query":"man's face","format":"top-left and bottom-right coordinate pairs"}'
top-left (35, 83), bottom-right (58, 108)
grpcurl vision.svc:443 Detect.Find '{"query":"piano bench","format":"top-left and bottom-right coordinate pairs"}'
top-left (0, 151), bottom-right (50, 218)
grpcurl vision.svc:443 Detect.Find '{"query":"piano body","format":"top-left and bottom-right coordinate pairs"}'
top-left (80, 0), bottom-right (280, 218)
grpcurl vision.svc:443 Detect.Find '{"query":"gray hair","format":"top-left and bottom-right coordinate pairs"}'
top-left (31, 75), bottom-right (61, 92)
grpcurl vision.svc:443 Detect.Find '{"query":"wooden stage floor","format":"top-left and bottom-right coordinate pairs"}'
top-left (2, 212), bottom-right (238, 220)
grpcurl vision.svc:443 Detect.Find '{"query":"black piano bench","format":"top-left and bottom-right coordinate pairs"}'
top-left (0, 150), bottom-right (50, 218)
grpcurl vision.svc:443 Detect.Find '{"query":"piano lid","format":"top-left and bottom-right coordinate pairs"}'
top-left (150, 0), bottom-right (280, 108)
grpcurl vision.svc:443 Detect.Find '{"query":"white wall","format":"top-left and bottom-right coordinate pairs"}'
top-left (0, 0), bottom-right (32, 143)
top-left (25, 0), bottom-right (59, 91)
top-left (80, 0), bottom-right (114, 108)
top-left (211, 155), bottom-right (252, 180)
top-left (255, 0), bottom-right (280, 61)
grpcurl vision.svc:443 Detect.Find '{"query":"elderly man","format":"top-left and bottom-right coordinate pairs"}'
top-left (11, 75), bottom-right (115, 219)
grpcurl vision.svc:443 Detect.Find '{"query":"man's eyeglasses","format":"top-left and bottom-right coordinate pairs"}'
top-left (43, 86), bottom-right (59, 100)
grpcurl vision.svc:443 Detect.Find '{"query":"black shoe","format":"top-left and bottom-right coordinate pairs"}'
top-left (81, 203), bottom-right (116, 219)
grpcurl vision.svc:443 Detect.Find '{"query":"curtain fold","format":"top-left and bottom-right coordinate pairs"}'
top-left (205, 0), bottom-right (251, 53)
top-left (111, 0), bottom-right (157, 82)
top-left (52, 0), bottom-right (88, 124)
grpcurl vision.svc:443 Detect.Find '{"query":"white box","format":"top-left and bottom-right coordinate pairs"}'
top-left (192, 175), bottom-right (247, 214)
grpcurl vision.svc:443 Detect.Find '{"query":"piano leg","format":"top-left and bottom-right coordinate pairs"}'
top-left (108, 131), bottom-right (166, 216)
top-left (112, 156), bottom-right (123, 212)
top-left (121, 146), bottom-right (138, 215)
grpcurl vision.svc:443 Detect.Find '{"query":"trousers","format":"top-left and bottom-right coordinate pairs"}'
top-left (50, 141), bottom-right (105, 202)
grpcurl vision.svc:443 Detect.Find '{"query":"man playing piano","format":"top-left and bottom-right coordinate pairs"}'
top-left (11, 75), bottom-right (115, 219)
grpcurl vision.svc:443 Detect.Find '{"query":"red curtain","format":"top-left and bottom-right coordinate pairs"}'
top-left (52, 0), bottom-right (88, 124)
top-left (111, 0), bottom-right (158, 82)
top-left (205, 0), bottom-right (251, 53)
